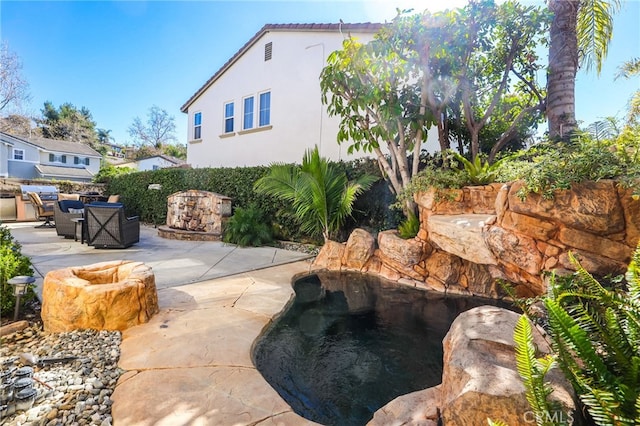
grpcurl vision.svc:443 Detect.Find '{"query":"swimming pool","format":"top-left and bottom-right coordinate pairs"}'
top-left (252, 271), bottom-right (513, 425)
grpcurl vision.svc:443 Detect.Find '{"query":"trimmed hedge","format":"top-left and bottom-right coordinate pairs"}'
top-left (105, 160), bottom-right (397, 243)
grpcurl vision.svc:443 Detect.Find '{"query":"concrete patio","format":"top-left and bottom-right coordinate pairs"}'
top-left (6, 222), bottom-right (321, 425)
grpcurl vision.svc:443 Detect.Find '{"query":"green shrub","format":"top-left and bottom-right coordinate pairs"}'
top-left (93, 163), bottom-right (135, 184)
top-left (223, 205), bottom-right (273, 247)
top-left (514, 243), bottom-right (640, 425)
top-left (497, 135), bottom-right (639, 200)
top-left (540, 248), bottom-right (640, 424)
top-left (254, 146), bottom-right (376, 242)
top-left (105, 157), bottom-right (396, 243)
top-left (0, 224), bottom-right (34, 316)
top-left (398, 211), bottom-right (420, 239)
top-left (450, 151), bottom-right (507, 185)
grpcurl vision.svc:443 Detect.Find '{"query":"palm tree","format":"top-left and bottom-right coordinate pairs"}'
top-left (547, 0), bottom-right (621, 140)
top-left (616, 57), bottom-right (640, 124)
top-left (254, 146), bottom-right (376, 242)
top-left (96, 128), bottom-right (114, 145)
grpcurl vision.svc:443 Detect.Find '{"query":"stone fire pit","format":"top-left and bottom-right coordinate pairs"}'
top-left (41, 260), bottom-right (159, 332)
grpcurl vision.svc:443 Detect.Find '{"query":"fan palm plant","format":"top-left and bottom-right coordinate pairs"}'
top-left (254, 146), bottom-right (376, 242)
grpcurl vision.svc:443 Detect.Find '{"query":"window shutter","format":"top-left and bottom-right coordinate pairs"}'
top-left (265, 42), bottom-right (272, 61)
top-left (49, 153), bottom-right (53, 162)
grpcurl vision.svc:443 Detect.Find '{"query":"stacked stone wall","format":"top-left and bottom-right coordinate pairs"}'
top-left (313, 179), bottom-right (639, 298)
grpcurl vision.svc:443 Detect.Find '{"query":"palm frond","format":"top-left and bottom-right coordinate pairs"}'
top-left (615, 57), bottom-right (640, 80)
top-left (577, 0), bottom-right (621, 75)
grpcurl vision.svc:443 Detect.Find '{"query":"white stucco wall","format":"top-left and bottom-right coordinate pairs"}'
top-left (36, 150), bottom-right (100, 175)
top-left (137, 157), bottom-right (176, 171)
top-left (185, 28), bottom-right (439, 168)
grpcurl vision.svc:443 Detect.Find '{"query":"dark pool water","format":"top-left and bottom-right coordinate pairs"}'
top-left (252, 271), bottom-right (514, 426)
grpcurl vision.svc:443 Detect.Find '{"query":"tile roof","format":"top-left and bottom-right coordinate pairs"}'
top-left (180, 23), bottom-right (383, 113)
top-left (35, 164), bottom-right (94, 179)
top-left (0, 132), bottom-right (101, 157)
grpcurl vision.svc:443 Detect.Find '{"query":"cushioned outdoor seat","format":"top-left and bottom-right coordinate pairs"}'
top-left (54, 199), bottom-right (85, 239)
top-left (85, 204), bottom-right (139, 249)
top-left (27, 192), bottom-right (55, 228)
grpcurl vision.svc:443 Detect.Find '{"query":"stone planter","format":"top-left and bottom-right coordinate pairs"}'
top-left (41, 260), bottom-right (159, 332)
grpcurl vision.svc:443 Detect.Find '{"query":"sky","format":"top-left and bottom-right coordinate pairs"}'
top-left (1, 0), bottom-right (639, 148)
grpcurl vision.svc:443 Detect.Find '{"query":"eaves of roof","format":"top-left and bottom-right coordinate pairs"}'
top-left (180, 22), bottom-right (383, 113)
top-left (0, 132), bottom-right (101, 157)
top-left (35, 164), bottom-right (94, 179)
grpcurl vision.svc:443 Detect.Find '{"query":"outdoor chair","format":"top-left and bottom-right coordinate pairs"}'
top-left (57, 193), bottom-right (80, 201)
top-left (54, 199), bottom-right (85, 239)
top-left (27, 192), bottom-right (55, 228)
top-left (85, 204), bottom-right (140, 249)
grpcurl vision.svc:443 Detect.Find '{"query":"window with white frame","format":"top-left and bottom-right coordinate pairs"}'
top-left (243, 96), bottom-right (254, 130)
top-left (74, 156), bottom-right (90, 165)
top-left (259, 91), bottom-right (271, 127)
top-left (49, 153), bottom-right (66, 164)
top-left (224, 102), bottom-right (234, 133)
top-left (13, 148), bottom-right (24, 160)
top-left (194, 112), bottom-right (202, 139)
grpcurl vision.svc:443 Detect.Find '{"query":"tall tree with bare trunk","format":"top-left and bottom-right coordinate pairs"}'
top-left (546, 0), bottom-right (621, 140)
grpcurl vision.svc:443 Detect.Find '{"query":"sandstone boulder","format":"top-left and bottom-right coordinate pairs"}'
top-left (500, 211), bottom-right (558, 240)
top-left (440, 306), bottom-right (577, 425)
top-left (370, 306), bottom-right (577, 425)
top-left (378, 230), bottom-right (424, 267)
top-left (312, 240), bottom-right (345, 270)
top-left (415, 188), bottom-right (466, 214)
top-left (485, 226), bottom-right (543, 276)
top-left (42, 260), bottom-right (159, 332)
top-left (558, 226), bottom-right (633, 263)
top-left (467, 184), bottom-right (500, 214)
top-left (342, 228), bottom-right (376, 270)
top-left (368, 386), bottom-right (442, 426)
top-left (618, 185), bottom-right (640, 247)
top-left (427, 214), bottom-right (498, 265)
top-left (425, 251), bottom-right (461, 288)
top-left (508, 180), bottom-right (625, 235)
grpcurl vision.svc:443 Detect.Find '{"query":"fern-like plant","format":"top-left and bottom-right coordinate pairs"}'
top-left (513, 315), bottom-right (566, 426)
top-left (223, 205), bottom-right (273, 247)
top-left (542, 246), bottom-right (640, 424)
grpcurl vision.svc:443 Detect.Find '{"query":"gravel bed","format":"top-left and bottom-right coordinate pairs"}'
top-left (0, 322), bottom-right (122, 426)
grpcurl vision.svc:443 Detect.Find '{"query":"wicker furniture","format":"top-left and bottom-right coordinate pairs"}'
top-left (85, 204), bottom-right (139, 249)
top-left (27, 192), bottom-right (55, 228)
top-left (54, 200), bottom-right (85, 238)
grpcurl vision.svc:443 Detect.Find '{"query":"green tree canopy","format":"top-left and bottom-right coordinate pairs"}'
top-left (320, 0), bottom-right (548, 214)
top-left (36, 101), bottom-right (98, 145)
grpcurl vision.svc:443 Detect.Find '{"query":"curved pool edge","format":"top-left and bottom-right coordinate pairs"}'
top-left (112, 260), bottom-right (322, 426)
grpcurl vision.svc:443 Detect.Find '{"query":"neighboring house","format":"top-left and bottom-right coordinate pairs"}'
top-left (181, 23), bottom-right (389, 168)
top-left (113, 154), bottom-right (186, 171)
top-left (0, 132), bottom-right (101, 182)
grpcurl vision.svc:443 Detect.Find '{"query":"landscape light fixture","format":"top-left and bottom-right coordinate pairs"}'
top-left (8, 275), bottom-right (35, 321)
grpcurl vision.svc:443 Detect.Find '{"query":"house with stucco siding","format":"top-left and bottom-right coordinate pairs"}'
top-left (0, 132), bottom-right (101, 182)
top-left (180, 23), bottom-right (388, 168)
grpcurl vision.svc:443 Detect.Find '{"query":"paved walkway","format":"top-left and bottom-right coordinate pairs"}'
top-left (6, 222), bottom-right (321, 425)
